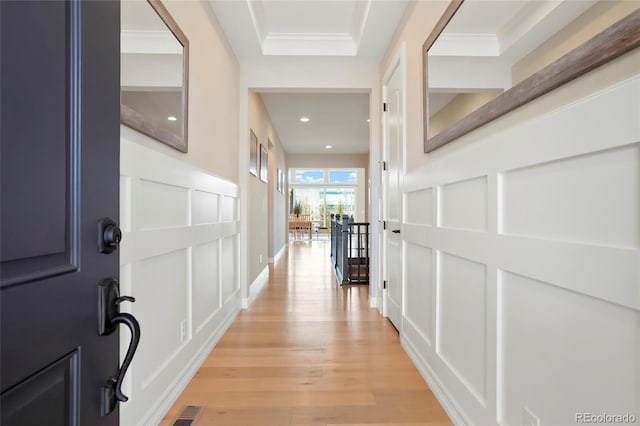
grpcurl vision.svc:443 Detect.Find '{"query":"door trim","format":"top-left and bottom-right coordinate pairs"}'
top-left (381, 42), bottom-right (406, 323)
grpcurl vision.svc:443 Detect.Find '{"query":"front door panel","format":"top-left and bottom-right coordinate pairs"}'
top-left (1, 1), bottom-right (121, 424)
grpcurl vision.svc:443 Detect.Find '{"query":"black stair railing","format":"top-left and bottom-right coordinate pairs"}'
top-left (330, 214), bottom-right (370, 285)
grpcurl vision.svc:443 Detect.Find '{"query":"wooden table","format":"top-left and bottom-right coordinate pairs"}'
top-left (289, 220), bottom-right (312, 240)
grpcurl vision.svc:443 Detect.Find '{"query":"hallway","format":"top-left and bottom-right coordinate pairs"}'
top-left (160, 241), bottom-right (451, 426)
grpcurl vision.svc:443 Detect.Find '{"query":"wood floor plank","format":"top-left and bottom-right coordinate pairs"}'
top-left (196, 407), bottom-right (293, 425)
top-left (174, 390), bottom-right (376, 409)
top-left (159, 241), bottom-right (451, 426)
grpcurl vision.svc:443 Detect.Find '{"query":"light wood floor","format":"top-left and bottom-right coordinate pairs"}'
top-left (160, 241), bottom-right (451, 426)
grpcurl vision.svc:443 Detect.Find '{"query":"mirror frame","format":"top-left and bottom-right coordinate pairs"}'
top-left (423, 3), bottom-right (640, 153)
top-left (121, 0), bottom-right (190, 153)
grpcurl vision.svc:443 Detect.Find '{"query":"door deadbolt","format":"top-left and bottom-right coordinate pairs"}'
top-left (99, 218), bottom-right (122, 254)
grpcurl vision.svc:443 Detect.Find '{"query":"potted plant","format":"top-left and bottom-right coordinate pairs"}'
top-left (293, 201), bottom-right (303, 217)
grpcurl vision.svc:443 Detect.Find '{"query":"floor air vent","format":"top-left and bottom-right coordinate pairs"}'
top-left (172, 405), bottom-right (204, 426)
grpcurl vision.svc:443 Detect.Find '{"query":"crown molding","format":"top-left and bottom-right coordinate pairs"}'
top-left (351, 0), bottom-right (372, 49)
top-left (246, 0), bottom-right (372, 56)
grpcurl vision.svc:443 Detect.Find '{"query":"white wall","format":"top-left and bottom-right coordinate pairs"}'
top-left (247, 92), bottom-right (287, 290)
top-left (119, 139), bottom-right (240, 426)
top-left (381, 3), bottom-right (640, 420)
top-left (127, 0), bottom-right (240, 182)
top-left (270, 138), bottom-right (288, 261)
top-left (286, 153), bottom-right (369, 169)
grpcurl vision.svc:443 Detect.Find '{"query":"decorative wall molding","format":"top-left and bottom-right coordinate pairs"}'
top-left (403, 63), bottom-right (640, 424)
top-left (141, 305), bottom-right (238, 426)
top-left (402, 334), bottom-right (471, 426)
top-left (119, 138), bottom-right (240, 426)
top-left (246, 0), bottom-right (372, 56)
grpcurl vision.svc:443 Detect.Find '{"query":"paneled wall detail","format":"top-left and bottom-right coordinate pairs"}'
top-left (498, 271), bottom-right (638, 426)
top-left (405, 188), bottom-right (433, 226)
top-left (501, 144), bottom-right (639, 249)
top-left (439, 176), bottom-right (488, 232)
top-left (404, 242), bottom-right (433, 343)
top-left (437, 252), bottom-right (487, 406)
top-left (120, 139), bottom-right (240, 426)
top-left (402, 75), bottom-right (640, 425)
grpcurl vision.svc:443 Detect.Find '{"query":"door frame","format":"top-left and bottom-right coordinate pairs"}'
top-left (239, 85), bottom-right (380, 309)
top-left (381, 43), bottom-right (407, 322)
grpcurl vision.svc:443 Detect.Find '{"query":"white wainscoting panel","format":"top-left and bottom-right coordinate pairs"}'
top-left (138, 179), bottom-right (188, 230)
top-left (136, 249), bottom-right (189, 388)
top-left (405, 188), bottom-right (434, 225)
top-left (437, 252), bottom-right (487, 406)
top-left (222, 195), bottom-right (238, 222)
top-left (499, 271), bottom-right (638, 425)
top-left (192, 190), bottom-right (219, 225)
top-left (193, 241), bottom-right (220, 333)
top-left (439, 176), bottom-right (488, 232)
top-left (403, 242), bottom-right (433, 344)
top-left (222, 235), bottom-right (238, 302)
top-left (501, 144), bottom-right (639, 249)
top-left (119, 138), bottom-right (240, 426)
top-left (401, 56), bottom-right (640, 426)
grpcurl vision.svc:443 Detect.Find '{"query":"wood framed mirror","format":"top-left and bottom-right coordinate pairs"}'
top-left (121, 0), bottom-right (189, 152)
top-left (423, 1), bottom-right (640, 153)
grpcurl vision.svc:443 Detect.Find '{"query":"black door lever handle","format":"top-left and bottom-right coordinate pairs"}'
top-left (101, 312), bottom-right (141, 415)
top-left (111, 313), bottom-right (140, 402)
top-left (392, 229), bottom-right (401, 234)
top-left (98, 279), bottom-right (141, 416)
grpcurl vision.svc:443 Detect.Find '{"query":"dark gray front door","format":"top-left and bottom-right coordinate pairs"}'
top-left (1, 1), bottom-right (121, 424)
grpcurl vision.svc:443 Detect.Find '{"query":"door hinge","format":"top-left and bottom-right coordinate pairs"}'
top-left (383, 221), bottom-right (387, 230)
top-left (383, 102), bottom-right (387, 112)
top-left (383, 280), bottom-right (387, 289)
top-left (382, 161), bottom-right (387, 171)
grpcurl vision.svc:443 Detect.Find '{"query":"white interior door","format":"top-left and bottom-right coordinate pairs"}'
top-left (383, 61), bottom-right (403, 331)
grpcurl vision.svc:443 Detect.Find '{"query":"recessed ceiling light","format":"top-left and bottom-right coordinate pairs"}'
top-left (325, 145), bottom-right (332, 149)
top-left (168, 116), bottom-right (177, 121)
top-left (300, 117), bottom-right (310, 122)
top-left (367, 119), bottom-right (370, 123)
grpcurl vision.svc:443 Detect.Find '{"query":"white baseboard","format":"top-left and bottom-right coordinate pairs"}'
top-left (401, 335), bottom-right (469, 426)
top-left (269, 244), bottom-right (287, 264)
top-left (142, 302), bottom-right (239, 426)
top-left (241, 266), bottom-right (269, 309)
top-left (369, 296), bottom-right (378, 308)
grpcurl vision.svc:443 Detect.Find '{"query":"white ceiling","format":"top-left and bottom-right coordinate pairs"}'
top-left (260, 93), bottom-right (370, 154)
top-left (205, 0), bottom-right (598, 154)
top-left (122, 0), bottom-right (167, 31)
top-left (207, 1), bottom-right (405, 155)
top-left (207, 0), bottom-right (410, 59)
